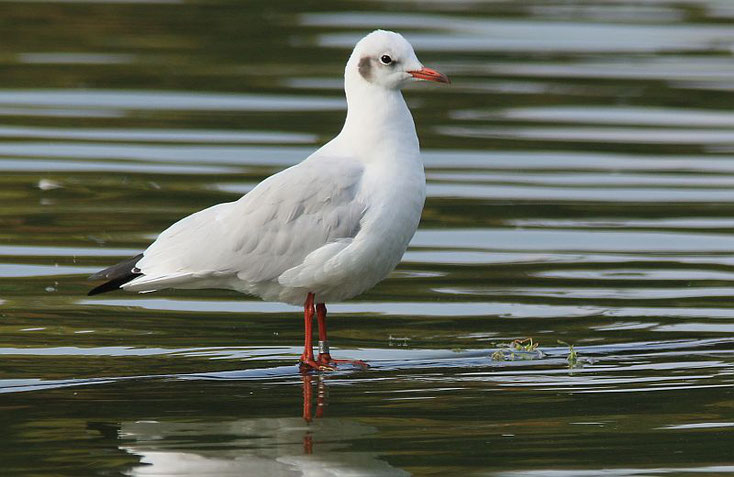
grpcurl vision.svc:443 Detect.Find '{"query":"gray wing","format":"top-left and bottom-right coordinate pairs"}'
top-left (125, 155), bottom-right (365, 291)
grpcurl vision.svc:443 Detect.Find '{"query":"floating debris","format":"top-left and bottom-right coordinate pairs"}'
top-left (388, 335), bottom-right (410, 347)
top-left (38, 178), bottom-right (63, 190)
top-left (558, 340), bottom-right (581, 368)
top-left (491, 337), bottom-right (545, 361)
top-left (86, 235), bottom-right (106, 245)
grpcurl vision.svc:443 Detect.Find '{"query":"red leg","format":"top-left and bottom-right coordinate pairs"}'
top-left (300, 293), bottom-right (333, 371)
top-left (316, 303), bottom-right (369, 369)
top-left (316, 303), bottom-right (332, 364)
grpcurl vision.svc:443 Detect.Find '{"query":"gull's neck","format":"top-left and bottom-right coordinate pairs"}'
top-left (332, 76), bottom-right (419, 159)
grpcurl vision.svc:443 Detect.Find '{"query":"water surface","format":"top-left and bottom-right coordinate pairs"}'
top-left (1, 0), bottom-right (733, 475)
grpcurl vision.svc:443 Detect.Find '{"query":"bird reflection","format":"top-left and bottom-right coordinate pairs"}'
top-left (110, 374), bottom-right (408, 476)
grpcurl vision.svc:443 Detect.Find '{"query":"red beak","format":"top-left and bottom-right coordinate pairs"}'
top-left (408, 66), bottom-right (450, 84)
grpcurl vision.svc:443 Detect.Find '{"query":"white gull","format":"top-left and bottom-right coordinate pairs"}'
top-left (88, 29), bottom-right (450, 370)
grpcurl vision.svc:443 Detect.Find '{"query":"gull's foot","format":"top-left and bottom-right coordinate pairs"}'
top-left (317, 353), bottom-right (369, 369)
top-left (299, 357), bottom-right (335, 372)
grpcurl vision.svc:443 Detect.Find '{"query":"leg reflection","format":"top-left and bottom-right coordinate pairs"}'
top-left (302, 373), bottom-right (328, 423)
top-left (301, 373), bottom-right (329, 454)
top-left (316, 374), bottom-right (327, 419)
top-left (303, 373), bottom-right (314, 423)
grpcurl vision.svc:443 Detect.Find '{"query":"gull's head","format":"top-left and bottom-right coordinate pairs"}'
top-left (346, 30), bottom-right (450, 90)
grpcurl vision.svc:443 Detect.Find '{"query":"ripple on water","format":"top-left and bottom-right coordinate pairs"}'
top-left (304, 13), bottom-right (734, 53)
top-left (0, 125), bottom-right (317, 144)
top-left (2, 1), bottom-right (734, 474)
top-left (0, 89), bottom-right (345, 111)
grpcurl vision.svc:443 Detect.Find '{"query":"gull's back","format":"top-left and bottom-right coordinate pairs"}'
top-left (122, 153), bottom-right (367, 303)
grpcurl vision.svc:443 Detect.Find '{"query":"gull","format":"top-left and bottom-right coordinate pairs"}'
top-left (88, 30), bottom-right (450, 371)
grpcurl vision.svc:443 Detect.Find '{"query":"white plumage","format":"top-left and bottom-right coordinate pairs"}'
top-left (90, 29), bottom-right (449, 369)
top-left (125, 156), bottom-right (372, 305)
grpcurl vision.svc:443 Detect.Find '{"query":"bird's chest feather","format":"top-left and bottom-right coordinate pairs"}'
top-left (358, 155), bottom-right (426, 248)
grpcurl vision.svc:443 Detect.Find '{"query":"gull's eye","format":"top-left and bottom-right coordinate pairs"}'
top-left (380, 55), bottom-right (392, 65)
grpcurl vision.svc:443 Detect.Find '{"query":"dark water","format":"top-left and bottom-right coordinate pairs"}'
top-left (2, 1), bottom-right (734, 475)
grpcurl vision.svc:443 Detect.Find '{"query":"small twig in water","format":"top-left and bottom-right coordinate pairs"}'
top-left (511, 337), bottom-right (538, 352)
top-left (557, 340), bottom-right (579, 368)
top-left (491, 337), bottom-right (544, 361)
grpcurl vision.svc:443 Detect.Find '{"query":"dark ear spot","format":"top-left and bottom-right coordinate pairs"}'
top-left (358, 56), bottom-right (372, 81)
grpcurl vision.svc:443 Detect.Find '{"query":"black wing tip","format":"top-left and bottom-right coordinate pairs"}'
top-left (87, 270), bottom-right (109, 281)
top-left (87, 273), bottom-right (142, 296)
top-left (87, 253), bottom-right (144, 296)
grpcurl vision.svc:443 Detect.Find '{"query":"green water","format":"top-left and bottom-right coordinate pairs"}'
top-left (2, 1), bottom-right (734, 475)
